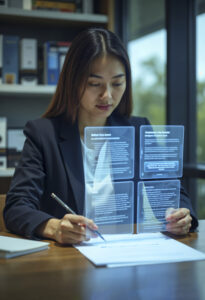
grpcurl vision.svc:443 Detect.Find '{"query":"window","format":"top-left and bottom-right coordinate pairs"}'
top-left (127, 0), bottom-right (166, 124)
top-left (124, 0), bottom-right (204, 217)
top-left (197, 0), bottom-right (205, 218)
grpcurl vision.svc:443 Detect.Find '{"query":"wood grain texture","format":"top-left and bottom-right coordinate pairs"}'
top-left (1, 221), bottom-right (205, 300)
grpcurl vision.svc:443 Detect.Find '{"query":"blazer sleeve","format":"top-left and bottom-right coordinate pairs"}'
top-left (3, 120), bottom-right (54, 239)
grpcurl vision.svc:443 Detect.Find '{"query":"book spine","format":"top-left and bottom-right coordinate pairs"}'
top-left (0, 0), bottom-right (8, 7)
top-left (34, 1), bottom-right (76, 12)
top-left (44, 41), bottom-right (59, 85)
top-left (2, 35), bottom-right (19, 84)
top-left (56, 41), bottom-right (71, 72)
top-left (75, 0), bottom-right (82, 13)
top-left (22, 0), bottom-right (32, 10)
top-left (7, 129), bottom-right (26, 168)
top-left (36, 0), bottom-right (76, 2)
top-left (82, 0), bottom-right (93, 14)
top-left (0, 35), bottom-right (2, 84)
top-left (7, 0), bottom-right (23, 8)
top-left (0, 117), bottom-right (7, 169)
top-left (20, 38), bottom-right (38, 85)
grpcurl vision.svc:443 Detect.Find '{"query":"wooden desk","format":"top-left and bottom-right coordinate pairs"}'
top-left (1, 221), bottom-right (205, 300)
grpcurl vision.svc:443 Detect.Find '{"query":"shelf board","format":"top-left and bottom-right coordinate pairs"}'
top-left (0, 7), bottom-right (108, 25)
top-left (0, 84), bottom-right (56, 96)
top-left (0, 168), bottom-right (14, 177)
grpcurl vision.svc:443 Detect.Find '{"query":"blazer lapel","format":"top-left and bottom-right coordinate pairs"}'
top-left (58, 118), bottom-right (85, 214)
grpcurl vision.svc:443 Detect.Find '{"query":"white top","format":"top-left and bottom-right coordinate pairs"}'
top-left (81, 139), bottom-right (115, 217)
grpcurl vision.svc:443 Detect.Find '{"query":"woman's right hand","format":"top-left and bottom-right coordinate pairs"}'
top-left (36, 214), bottom-right (98, 244)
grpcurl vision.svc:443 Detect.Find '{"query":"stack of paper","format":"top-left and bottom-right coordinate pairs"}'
top-left (75, 233), bottom-right (205, 267)
top-left (0, 236), bottom-right (49, 258)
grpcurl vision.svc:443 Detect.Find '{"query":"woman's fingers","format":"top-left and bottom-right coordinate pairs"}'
top-left (55, 214), bottom-right (97, 244)
top-left (166, 208), bottom-right (192, 235)
top-left (67, 214), bottom-right (98, 230)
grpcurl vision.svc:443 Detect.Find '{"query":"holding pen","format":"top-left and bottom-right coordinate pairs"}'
top-left (51, 193), bottom-right (106, 242)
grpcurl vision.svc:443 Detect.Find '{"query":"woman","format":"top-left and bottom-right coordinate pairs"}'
top-left (4, 28), bottom-right (197, 244)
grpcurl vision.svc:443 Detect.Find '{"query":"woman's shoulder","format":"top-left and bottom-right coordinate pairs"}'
top-left (23, 115), bottom-right (65, 141)
top-left (25, 115), bottom-right (64, 131)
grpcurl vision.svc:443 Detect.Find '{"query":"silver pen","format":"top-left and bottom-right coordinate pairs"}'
top-left (51, 193), bottom-right (106, 242)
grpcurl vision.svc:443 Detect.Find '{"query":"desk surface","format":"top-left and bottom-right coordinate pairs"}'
top-left (1, 222), bottom-right (205, 300)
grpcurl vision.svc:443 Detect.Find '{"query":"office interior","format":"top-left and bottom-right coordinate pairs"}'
top-left (0, 0), bottom-right (205, 219)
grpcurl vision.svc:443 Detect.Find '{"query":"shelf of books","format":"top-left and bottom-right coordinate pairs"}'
top-left (0, 0), bottom-right (112, 186)
top-left (0, 7), bottom-right (108, 25)
top-left (0, 84), bottom-right (56, 96)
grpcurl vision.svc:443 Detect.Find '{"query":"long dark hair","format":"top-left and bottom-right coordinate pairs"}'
top-left (43, 28), bottom-right (133, 122)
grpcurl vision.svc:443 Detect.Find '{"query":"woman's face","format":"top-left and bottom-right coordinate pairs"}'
top-left (78, 55), bottom-right (126, 125)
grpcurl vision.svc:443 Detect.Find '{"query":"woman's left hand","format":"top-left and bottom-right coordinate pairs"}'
top-left (165, 208), bottom-right (192, 235)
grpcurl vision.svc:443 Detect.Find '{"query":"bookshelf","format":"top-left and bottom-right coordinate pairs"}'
top-left (0, 7), bottom-right (108, 25)
top-left (0, 84), bottom-right (56, 96)
top-left (0, 1), bottom-right (113, 192)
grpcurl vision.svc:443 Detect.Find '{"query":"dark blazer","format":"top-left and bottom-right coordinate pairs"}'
top-left (4, 113), bottom-right (198, 238)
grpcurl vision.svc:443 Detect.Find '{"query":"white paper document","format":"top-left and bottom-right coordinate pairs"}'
top-left (75, 233), bottom-right (205, 267)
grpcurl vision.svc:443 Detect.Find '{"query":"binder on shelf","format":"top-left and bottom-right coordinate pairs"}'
top-left (20, 38), bottom-right (38, 85)
top-left (7, 0), bottom-right (23, 8)
top-left (7, 0), bottom-right (32, 9)
top-left (37, 43), bottom-right (44, 84)
top-left (0, 153), bottom-right (6, 169)
top-left (0, 35), bottom-right (2, 84)
top-left (57, 41), bottom-right (71, 72)
top-left (23, 0), bottom-right (32, 10)
top-left (2, 35), bottom-right (19, 84)
top-left (75, 0), bottom-right (83, 12)
top-left (44, 41), bottom-right (70, 85)
top-left (0, 117), bottom-right (7, 169)
top-left (44, 41), bottom-right (59, 85)
top-left (0, 117), bottom-right (7, 149)
top-left (7, 128), bottom-right (26, 168)
top-left (82, 0), bottom-right (93, 14)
